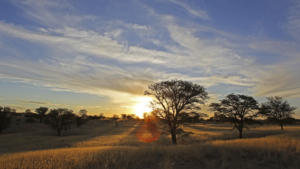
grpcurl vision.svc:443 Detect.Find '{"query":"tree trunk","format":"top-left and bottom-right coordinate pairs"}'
top-left (280, 123), bottom-right (284, 130)
top-left (171, 129), bottom-right (177, 144)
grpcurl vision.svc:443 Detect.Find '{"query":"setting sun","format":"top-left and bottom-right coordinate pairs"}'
top-left (133, 97), bottom-right (152, 118)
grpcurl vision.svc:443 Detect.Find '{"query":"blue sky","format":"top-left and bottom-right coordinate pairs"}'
top-left (0, 0), bottom-right (299, 117)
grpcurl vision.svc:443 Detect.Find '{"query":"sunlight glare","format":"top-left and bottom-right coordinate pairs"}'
top-left (133, 97), bottom-right (152, 118)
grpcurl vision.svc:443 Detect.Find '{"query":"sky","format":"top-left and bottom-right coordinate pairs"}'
top-left (0, 0), bottom-right (299, 117)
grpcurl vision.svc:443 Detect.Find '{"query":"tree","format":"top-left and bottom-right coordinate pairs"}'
top-left (210, 94), bottom-right (258, 138)
top-left (259, 96), bottom-right (296, 130)
top-left (178, 111), bottom-right (208, 123)
top-left (111, 114), bottom-right (119, 127)
top-left (25, 109), bottom-right (31, 113)
top-left (25, 109), bottom-right (38, 123)
top-left (145, 80), bottom-right (208, 144)
top-left (76, 109), bottom-right (88, 127)
top-left (121, 114), bottom-right (127, 120)
top-left (47, 108), bottom-right (75, 136)
top-left (0, 106), bottom-right (12, 134)
top-left (35, 107), bottom-right (48, 123)
top-left (78, 109), bottom-right (88, 117)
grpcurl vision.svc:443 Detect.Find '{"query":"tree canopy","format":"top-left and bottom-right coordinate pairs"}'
top-left (145, 80), bottom-right (208, 144)
top-left (48, 108), bottom-right (75, 136)
top-left (210, 94), bottom-right (259, 138)
top-left (259, 96), bottom-right (296, 130)
top-left (35, 107), bottom-right (48, 123)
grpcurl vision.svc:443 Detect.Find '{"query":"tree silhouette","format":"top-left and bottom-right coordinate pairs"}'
top-left (259, 96), bottom-right (296, 130)
top-left (0, 106), bottom-right (12, 134)
top-left (25, 109), bottom-right (32, 113)
top-left (76, 109), bottom-right (88, 127)
top-left (47, 108), bottom-right (75, 136)
top-left (78, 109), bottom-right (87, 117)
top-left (210, 94), bottom-right (258, 138)
top-left (112, 114), bottom-right (119, 127)
top-left (35, 107), bottom-right (48, 123)
top-left (178, 111), bottom-right (208, 123)
top-left (145, 80), bottom-right (208, 144)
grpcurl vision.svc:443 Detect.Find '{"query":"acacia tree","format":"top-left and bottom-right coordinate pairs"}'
top-left (210, 94), bottom-right (258, 138)
top-left (259, 96), bottom-right (296, 130)
top-left (145, 80), bottom-right (208, 144)
top-left (0, 106), bottom-right (12, 134)
top-left (48, 108), bottom-right (75, 136)
top-left (35, 107), bottom-right (48, 123)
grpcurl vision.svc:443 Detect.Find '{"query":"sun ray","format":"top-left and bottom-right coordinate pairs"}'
top-left (133, 97), bottom-right (152, 118)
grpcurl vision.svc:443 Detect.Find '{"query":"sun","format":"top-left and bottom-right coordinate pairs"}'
top-left (133, 97), bottom-right (152, 118)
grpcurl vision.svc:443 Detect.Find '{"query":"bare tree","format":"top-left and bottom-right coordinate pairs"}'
top-left (35, 107), bottom-right (48, 123)
top-left (259, 96), bottom-right (296, 130)
top-left (0, 106), bottom-right (12, 134)
top-left (210, 94), bottom-right (258, 138)
top-left (145, 80), bottom-right (208, 144)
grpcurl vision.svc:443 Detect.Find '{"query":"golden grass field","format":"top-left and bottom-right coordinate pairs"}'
top-left (0, 120), bottom-right (300, 169)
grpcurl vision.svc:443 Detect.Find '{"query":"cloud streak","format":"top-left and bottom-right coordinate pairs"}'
top-left (168, 0), bottom-right (209, 20)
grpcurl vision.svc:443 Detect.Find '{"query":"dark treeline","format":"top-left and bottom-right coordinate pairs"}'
top-left (0, 106), bottom-right (138, 136)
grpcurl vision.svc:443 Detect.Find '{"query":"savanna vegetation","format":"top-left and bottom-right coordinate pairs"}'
top-left (0, 80), bottom-right (299, 169)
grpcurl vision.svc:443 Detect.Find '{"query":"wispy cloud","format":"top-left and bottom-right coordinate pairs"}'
top-left (0, 19), bottom-right (260, 109)
top-left (12, 0), bottom-right (95, 27)
top-left (254, 59), bottom-right (300, 98)
top-left (168, 0), bottom-right (209, 20)
top-left (287, 0), bottom-right (300, 41)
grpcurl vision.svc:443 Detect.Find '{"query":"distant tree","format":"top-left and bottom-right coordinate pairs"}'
top-left (76, 109), bottom-right (88, 127)
top-left (47, 108), bottom-right (75, 136)
top-left (259, 96), bottom-right (296, 130)
top-left (210, 94), bottom-right (259, 138)
top-left (213, 113), bottom-right (232, 122)
top-left (98, 113), bottom-right (105, 119)
top-left (111, 114), bottom-right (119, 127)
top-left (127, 114), bottom-right (136, 120)
top-left (121, 114), bottom-right (127, 120)
top-left (178, 111), bottom-right (208, 123)
top-left (145, 80), bottom-right (208, 144)
top-left (78, 109), bottom-right (88, 117)
top-left (88, 114), bottom-right (105, 120)
top-left (0, 106), bottom-right (12, 134)
top-left (120, 114), bottom-right (136, 120)
top-left (35, 107), bottom-right (48, 123)
top-left (24, 109), bottom-right (38, 123)
top-left (25, 109), bottom-right (32, 113)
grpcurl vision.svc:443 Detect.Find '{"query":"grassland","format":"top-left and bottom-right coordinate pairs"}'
top-left (0, 120), bottom-right (300, 169)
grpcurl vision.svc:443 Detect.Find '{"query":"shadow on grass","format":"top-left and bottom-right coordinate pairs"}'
top-left (186, 124), bottom-right (294, 142)
top-left (0, 120), bottom-right (139, 154)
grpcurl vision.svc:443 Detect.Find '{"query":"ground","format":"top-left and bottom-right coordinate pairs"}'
top-left (0, 120), bottom-right (299, 169)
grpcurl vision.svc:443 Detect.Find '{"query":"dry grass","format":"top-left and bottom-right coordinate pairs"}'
top-left (0, 121), bottom-right (300, 169)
